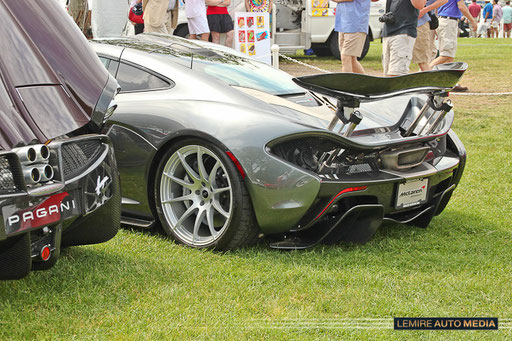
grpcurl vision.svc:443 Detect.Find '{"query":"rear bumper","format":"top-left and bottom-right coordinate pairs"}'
top-left (0, 135), bottom-right (120, 279)
top-left (0, 135), bottom-right (118, 241)
top-left (295, 152), bottom-right (462, 232)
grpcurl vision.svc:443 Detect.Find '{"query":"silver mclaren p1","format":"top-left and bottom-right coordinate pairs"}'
top-left (92, 34), bottom-right (467, 250)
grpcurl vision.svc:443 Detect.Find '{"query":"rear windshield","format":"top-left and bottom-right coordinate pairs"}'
top-left (152, 44), bottom-right (304, 96)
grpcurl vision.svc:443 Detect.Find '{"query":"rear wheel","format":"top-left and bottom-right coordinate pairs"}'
top-left (155, 139), bottom-right (259, 250)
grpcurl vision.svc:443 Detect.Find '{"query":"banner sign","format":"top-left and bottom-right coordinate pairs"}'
top-left (234, 12), bottom-right (271, 65)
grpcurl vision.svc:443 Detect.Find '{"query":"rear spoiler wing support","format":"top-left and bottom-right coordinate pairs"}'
top-left (293, 62), bottom-right (467, 170)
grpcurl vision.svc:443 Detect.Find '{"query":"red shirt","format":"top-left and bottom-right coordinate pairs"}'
top-left (207, 5), bottom-right (228, 15)
top-left (468, 3), bottom-right (481, 18)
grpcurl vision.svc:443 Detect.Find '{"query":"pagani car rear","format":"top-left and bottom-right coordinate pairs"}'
top-left (0, 0), bottom-right (121, 280)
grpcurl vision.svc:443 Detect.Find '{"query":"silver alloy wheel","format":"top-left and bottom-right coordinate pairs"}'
top-left (160, 145), bottom-right (233, 246)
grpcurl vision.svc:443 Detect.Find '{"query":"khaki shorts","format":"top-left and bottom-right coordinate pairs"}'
top-left (437, 17), bottom-right (459, 58)
top-left (412, 22), bottom-right (433, 64)
top-left (382, 34), bottom-right (415, 76)
top-left (338, 32), bottom-right (367, 57)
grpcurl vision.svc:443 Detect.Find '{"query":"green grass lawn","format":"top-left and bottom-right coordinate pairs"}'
top-left (1, 39), bottom-right (512, 340)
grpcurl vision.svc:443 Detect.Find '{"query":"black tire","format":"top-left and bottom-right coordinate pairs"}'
top-left (357, 34), bottom-right (370, 61)
top-left (0, 233), bottom-right (31, 280)
top-left (311, 43), bottom-right (332, 57)
top-left (174, 24), bottom-right (189, 38)
top-left (154, 138), bottom-right (259, 250)
top-left (329, 31), bottom-right (370, 61)
top-left (329, 31), bottom-right (341, 60)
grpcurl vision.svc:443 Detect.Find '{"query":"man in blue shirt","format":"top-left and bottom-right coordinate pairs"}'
top-left (430, 0), bottom-right (476, 91)
top-left (333, 0), bottom-right (375, 73)
top-left (482, 0), bottom-right (493, 37)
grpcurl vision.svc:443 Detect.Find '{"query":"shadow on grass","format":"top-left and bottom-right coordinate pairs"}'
top-left (1, 205), bottom-right (501, 299)
top-left (124, 204), bottom-right (505, 268)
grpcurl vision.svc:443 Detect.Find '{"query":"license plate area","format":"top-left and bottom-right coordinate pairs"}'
top-left (395, 178), bottom-right (428, 209)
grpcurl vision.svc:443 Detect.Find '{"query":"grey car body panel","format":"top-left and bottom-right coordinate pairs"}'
top-left (107, 98), bottom-right (323, 233)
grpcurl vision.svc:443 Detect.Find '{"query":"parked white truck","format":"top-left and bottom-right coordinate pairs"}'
top-left (173, 0), bottom-right (385, 60)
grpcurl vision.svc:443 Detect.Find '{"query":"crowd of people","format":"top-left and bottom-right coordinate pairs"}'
top-left (334, 0), bottom-right (510, 91)
top-left (467, 0), bottom-right (512, 38)
top-left (134, 0), bottom-right (271, 46)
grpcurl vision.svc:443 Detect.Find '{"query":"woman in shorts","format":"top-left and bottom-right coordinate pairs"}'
top-left (206, 0), bottom-right (234, 47)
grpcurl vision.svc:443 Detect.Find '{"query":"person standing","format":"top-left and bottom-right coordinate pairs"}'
top-left (332, 0), bottom-right (376, 74)
top-left (491, 0), bottom-right (502, 38)
top-left (503, 1), bottom-right (512, 38)
top-left (142, 0), bottom-right (170, 33)
top-left (431, 0), bottom-right (476, 91)
top-left (206, 0), bottom-right (234, 47)
top-left (245, 0), bottom-right (273, 17)
top-left (186, 0), bottom-right (210, 41)
top-left (468, 0), bottom-right (481, 37)
top-left (482, 0), bottom-right (493, 37)
top-left (381, 0), bottom-right (426, 77)
top-left (413, 0), bottom-right (448, 71)
top-left (165, 0), bottom-right (179, 34)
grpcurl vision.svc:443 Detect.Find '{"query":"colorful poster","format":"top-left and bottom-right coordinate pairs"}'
top-left (238, 30), bottom-right (246, 43)
top-left (248, 43), bottom-right (255, 56)
top-left (256, 16), bottom-right (264, 28)
top-left (256, 31), bottom-right (268, 41)
top-left (312, 8), bottom-right (329, 16)
top-left (311, 0), bottom-right (334, 16)
top-left (312, 0), bottom-right (329, 8)
top-left (247, 30), bottom-right (255, 43)
top-left (247, 17), bottom-right (254, 28)
top-left (234, 12), bottom-right (271, 65)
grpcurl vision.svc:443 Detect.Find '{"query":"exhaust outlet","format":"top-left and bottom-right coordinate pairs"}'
top-left (34, 145), bottom-right (50, 162)
top-left (37, 164), bottom-right (54, 182)
top-left (16, 146), bottom-right (37, 164)
top-left (23, 167), bottom-right (41, 185)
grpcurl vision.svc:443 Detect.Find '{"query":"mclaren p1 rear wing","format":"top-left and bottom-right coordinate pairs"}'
top-left (293, 62), bottom-right (467, 100)
top-left (292, 62), bottom-right (468, 171)
top-left (292, 62), bottom-right (468, 137)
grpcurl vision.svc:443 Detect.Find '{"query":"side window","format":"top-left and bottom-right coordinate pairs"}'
top-left (116, 63), bottom-right (170, 93)
top-left (98, 57), bottom-right (110, 69)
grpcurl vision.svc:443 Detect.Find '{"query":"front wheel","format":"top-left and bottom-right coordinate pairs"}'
top-left (155, 139), bottom-right (259, 250)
